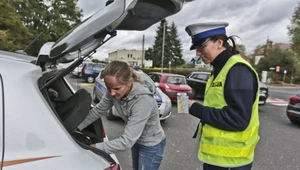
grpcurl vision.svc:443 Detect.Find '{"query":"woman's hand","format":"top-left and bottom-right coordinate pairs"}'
top-left (188, 100), bottom-right (195, 109)
top-left (90, 144), bottom-right (96, 148)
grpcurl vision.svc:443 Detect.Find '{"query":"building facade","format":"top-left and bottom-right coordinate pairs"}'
top-left (108, 49), bottom-right (143, 66)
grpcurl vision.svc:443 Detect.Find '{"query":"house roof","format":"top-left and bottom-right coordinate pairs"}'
top-left (272, 43), bottom-right (292, 50)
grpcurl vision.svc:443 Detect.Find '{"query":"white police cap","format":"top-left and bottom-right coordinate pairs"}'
top-left (185, 21), bottom-right (229, 50)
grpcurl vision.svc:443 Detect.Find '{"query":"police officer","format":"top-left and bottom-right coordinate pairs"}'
top-left (186, 22), bottom-right (260, 170)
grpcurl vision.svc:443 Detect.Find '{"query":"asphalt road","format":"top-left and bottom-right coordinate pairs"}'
top-left (268, 86), bottom-right (299, 100)
top-left (67, 75), bottom-right (300, 170)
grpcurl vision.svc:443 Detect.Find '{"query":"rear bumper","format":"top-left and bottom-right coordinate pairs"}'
top-left (159, 101), bottom-right (172, 121)
top-left (259, 93), bottom-right (268, 105)
top-left (165, 91), bottom-right (193, 101)
top-left (287, 105), bottom-right (300, 121)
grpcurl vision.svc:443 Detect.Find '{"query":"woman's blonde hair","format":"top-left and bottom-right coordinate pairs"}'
top-left (101, 61), bottom-right (142, 84)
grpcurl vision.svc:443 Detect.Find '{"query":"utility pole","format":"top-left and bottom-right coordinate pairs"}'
top-left (161, 19), bottom-right (166, 73)
top-left (141, 34), bottom-right (145, 68)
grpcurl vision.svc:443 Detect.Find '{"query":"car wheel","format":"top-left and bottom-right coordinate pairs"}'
top-left (290, 119), bottom-right (299, 124)
top-left (93, 89), bottom-right (100, 103)
top-left (106, 109), bottom-right (116, 121)
top-left (87, 76), bottom-right (95, 83)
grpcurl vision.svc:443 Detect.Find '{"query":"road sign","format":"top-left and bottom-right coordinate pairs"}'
top-left (276, 66), bottom-right (280, 72)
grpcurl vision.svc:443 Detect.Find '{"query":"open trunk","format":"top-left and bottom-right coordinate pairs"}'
top-left (38, 70), bottom-right (116, 163)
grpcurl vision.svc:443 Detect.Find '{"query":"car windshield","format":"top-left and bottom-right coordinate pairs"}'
top-left (94, 64), bottom-right (106, 71)
top-left (166, 76), bottom-right (187, 84)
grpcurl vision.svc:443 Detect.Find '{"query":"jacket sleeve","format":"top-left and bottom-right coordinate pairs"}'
top-left (78, 91), bottom-right (113, 130)
top-left (96, 95), bottom-right (155, 154)
top-left (189, 64), bottom-right (258, 131)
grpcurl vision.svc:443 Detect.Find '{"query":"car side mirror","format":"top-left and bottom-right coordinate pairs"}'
top-left (154, 82), bottom-right (160, 87)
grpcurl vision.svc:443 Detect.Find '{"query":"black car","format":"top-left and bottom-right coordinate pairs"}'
top-left (186, 72), bottom-right (210, 99)
top-left (286, 92), bottom-right (300, 124)
top-left (259, 82), bottom-right (269, 105)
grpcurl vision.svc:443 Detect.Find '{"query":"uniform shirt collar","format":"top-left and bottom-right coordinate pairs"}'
top-left (211, 49), bottom-right (233, 77)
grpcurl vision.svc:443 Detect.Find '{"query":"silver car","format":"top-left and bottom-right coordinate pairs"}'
top-left (93, 68), bottom-right (172, 121)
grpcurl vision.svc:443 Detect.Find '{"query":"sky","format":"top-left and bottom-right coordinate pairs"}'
top-left (77, 0), bottom-right (299, 61)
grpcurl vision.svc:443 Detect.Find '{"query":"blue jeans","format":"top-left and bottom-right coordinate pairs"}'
top-left (131, 137), bottom-right (166, 170)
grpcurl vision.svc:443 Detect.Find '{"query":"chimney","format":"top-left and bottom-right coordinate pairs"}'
top-left (266, 40), bottom-right (273, 49)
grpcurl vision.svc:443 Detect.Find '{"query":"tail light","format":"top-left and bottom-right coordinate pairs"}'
top-left (102, 127), bottom-right (106, 138)
top-left (289, 97), bottom-right (299, 103)
top-left (82, 68), bottom-right (86, 74)
top-left (104, 163), bottom-right (120, 170)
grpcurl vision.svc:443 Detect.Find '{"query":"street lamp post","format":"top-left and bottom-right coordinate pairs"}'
top-left (161, 19), bottom-right (166, 73)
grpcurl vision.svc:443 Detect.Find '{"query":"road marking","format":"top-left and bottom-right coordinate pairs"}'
top-left (266, 97), bottom-right (289, 106)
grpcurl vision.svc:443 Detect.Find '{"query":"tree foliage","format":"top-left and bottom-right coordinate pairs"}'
top-left (0, 1), bottom-right (31, 51)
top-left (288, 1), bottom-right (300, 57)
top-left (145, 20), bottom-right (185, 67)
top-left (255, 47), bottom-right (297, 75)
top-left (236, 44), bottom-right (246, 54)
top-left (9, 0), bottom-right (83, 56)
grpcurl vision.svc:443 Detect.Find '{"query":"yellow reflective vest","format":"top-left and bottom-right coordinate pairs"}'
top-left (198, 55), bottom-right (260, 167)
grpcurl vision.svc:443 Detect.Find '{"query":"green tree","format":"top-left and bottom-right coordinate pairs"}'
top-left (145, 20), bottom-right (184, 68)
top-left (169, 22), bottom-right (185, 66)
top-left (145, 21), bottom-right (168, 67)
top-left (256, 47), bottom-right (296, 75)
top-left (236, 44), bottom-right (246, 54)
top-left (10, 0), bottom-right (83, 56)
top-left (288, 1), bottom-right (300, 58)
top-left (0, 1), bottom-right (31, 51)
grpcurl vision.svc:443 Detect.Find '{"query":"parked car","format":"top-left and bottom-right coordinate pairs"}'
top-left (93, 68), bottom-right (172, 121)
top-left (81, 63), bottom-right (107, 83)
top-left (286, 92), bottom-right (300, 124)
top-left (186, 71), bottom-right (210, 99)
top-left (259, 81), bottom-right (269, 105)
top-left (0, 0), bottom-right (186, 169)
top-left (147, 72), bottom-right (193, 101)
top-left (72, 63), bottom-right (84, 77)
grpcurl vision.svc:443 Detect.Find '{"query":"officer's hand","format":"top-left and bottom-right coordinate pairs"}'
top-left (188, 100), bottom-right (195, 108)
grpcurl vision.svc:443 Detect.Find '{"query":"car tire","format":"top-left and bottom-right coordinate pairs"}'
top-left (106, 109), bottom-right (116, 121)
top-left (93, 89), bottom-right (100, 103)
top-left (87, 76), bottom-right (95, 83)
top-left (289, 119), bottom-right (299, 124)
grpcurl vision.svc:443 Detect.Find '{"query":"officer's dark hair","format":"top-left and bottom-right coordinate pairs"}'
top-left (209, 35), bottom-right (240, 55)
